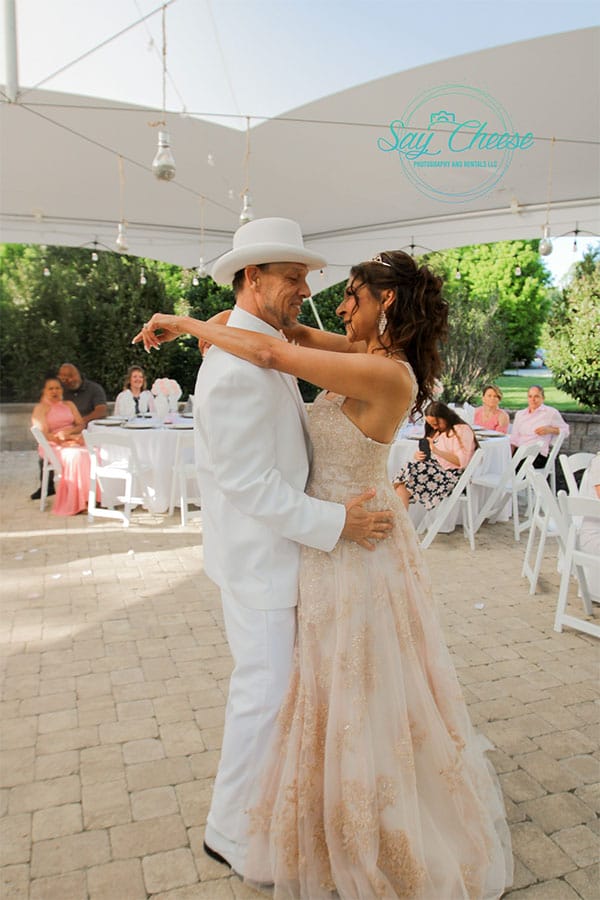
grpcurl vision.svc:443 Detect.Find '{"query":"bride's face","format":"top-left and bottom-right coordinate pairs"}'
top-left (337, 278), bottom-right (379, 343)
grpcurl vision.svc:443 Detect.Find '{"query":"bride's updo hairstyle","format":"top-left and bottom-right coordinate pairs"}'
top-left (348, 251), bottom-right (448, 415)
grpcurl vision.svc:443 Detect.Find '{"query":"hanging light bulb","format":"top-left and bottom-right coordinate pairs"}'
top-left (539, 138), bottom-right (555, 258)
top-left (539, 224), bottom-right (553, 257)
top-left (239, 192), bottom-right (254, 226)
top-left (91, 250), bottom-right (99, 263)
top-left (192, 273), bottom-right (199, 287)
top-left (43, 265), bottom-right (51, 277)
top-left (152, 131), bottom-right (176, 181)
top-left (515, 265), bottom-right (522, 276)
top-left (454, 268), bottom-right (461, 280)
top-left (140, 266), bottom-right (147, 286)
top-left (116, 222), bottom-right (129, 253)
top-left (197, 256), bottom-right (208, 278)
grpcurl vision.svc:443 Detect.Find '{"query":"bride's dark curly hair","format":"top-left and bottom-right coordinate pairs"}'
top-left (347, 250), bottom-right (448, 415)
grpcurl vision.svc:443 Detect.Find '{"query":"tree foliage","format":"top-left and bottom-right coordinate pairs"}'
top-left (424, 240), bottom-right (551, 365)
top-left (0, 245), bottom-right (235, 402)
top-left (437, 286), bottom-right (509, 403)
top-left (543, 248), bottom-right (600, 411)
top-left (0, 239), bottom-right (555, 405)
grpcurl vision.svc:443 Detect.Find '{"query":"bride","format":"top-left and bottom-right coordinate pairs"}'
top-left (135, 250), bottom-right (513, 899)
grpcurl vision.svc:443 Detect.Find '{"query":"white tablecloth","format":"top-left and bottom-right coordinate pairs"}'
top-left (89, 418), bottom-right (195, 513)
top-left (387, 435), bottom-right (512, 532)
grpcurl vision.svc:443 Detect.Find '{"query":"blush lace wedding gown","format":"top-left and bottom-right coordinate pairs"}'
top-left (245, 383), bottom-right (513, 899)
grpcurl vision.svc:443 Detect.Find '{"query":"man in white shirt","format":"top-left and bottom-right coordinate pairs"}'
top-left (192, 218), bottom-right (393, 876)
top-left (510, 385), bottom-right (569, 468)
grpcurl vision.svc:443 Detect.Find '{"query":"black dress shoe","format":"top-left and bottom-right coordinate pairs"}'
top-left (203, 841), bottom-right (232, 869)
top-left (30, 484), bottom-right (55, 500)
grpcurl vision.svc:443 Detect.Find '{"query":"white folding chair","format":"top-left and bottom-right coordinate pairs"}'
top-left (168, 431), bottom-right (201, 526)
top-left (522, 470), bottom-right (569, 594)
top-left (30, 425), bottom-right (63, 512)
top-left (83, 429), bottom-right (149, 526)
top-left (559, 452), bottom-right (594, 497)
top-left (554, 493), bottom-right (600, 639)
top-left (418, 449), bottom-right (484, 551)
top-left (473, 441), bottom-right (543, 541)
top-left (540, 432), bottom-right (566, 495)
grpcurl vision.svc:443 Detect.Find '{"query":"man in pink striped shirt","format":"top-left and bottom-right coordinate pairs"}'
top-left (510, 385), bottom-right (569, 468)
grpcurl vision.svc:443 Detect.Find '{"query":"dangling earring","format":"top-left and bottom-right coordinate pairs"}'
top-left (378, 309), bottom-right (388, 336)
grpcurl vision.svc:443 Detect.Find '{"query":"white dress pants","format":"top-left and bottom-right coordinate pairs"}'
top-left (205, 589), bottom-right (296, 875)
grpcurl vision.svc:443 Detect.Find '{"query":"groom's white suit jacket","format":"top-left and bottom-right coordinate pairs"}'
top-left (193, 306), bottom-right (345, 610)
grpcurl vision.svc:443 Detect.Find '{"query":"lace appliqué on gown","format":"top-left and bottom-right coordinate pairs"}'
top-left (246, 376), bottom-right (512, 899)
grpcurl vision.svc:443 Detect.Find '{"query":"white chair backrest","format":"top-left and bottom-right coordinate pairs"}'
top-left (460, 402), bottom-right (474, 424)
top-left (174, 430), bottom-right (196, 463)
top-left (30, 425), bottom-right (62, 473)
top-left (84, 428), bottom-right (138, 463)
top-left (558, 491), bottom-right (600, 530)
top-left (419, 447), bottom-right (484, 550)
top-left (559, 452), bottom-right (594, 496)
top-left (528, 469), bottom-right (569, 547)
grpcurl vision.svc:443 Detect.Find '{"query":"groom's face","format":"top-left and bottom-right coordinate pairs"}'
top-left (252, 262), bottom-right (311, 330)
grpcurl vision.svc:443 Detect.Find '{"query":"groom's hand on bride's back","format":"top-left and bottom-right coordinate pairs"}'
top-left (341, 489), bottom-right (394, 551)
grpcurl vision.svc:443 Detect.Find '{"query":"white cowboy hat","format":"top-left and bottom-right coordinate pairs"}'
top-left (211, 217), bottom-right (327, 286)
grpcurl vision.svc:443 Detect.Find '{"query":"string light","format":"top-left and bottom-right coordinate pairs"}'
top-left (539, 137), bottom-right (555, 257)
top-left (115, 156), bottom-right (129, 252)
top-left (152, 5), bottom-right (176, 181)
top-left (239, 117), bottom-right (254, 225)
top-left (140, 266), bottom-right (147, 285)
top-left (196, 196), bottom-right (208, 279)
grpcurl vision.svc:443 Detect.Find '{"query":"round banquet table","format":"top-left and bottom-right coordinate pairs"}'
top-left (387, 433), bottom-right (512, 533)
top-left (89, 417), bottom-right (195, 514)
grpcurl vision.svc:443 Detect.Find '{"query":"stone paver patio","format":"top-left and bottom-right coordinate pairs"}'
top-left (1, 449), bottom-right (598, 900)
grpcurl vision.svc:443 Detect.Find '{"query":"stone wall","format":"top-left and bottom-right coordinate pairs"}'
top-left (2, 403), bottom-right (599, 454)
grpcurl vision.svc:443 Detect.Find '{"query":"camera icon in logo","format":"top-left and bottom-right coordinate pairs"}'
top-left (429, 111), bottom-right (456, 126)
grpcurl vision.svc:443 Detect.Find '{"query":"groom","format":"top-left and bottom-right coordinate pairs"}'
top-left (196, 218), bottom-right (393, 876)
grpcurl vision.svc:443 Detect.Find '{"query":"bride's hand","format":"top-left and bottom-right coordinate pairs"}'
top-left (132, 314), bottom-right (185, 352)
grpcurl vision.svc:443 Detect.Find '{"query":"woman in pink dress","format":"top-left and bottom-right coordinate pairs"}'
top-left (473, 385), bottom-right (510, 433)
top-left (31, 377), bottom-right (92, 516)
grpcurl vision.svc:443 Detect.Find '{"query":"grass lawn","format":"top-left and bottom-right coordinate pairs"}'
top-left (496, 375), bottom-right (592, 413)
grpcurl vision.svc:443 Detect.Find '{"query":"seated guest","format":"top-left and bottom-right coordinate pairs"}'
top-left (510, 385), bottom-right (569, 468)
top-left (473, 384), bottom-right (510, 433)
top-left (579, 452), bottom-right (600, 604)
top-left (58, 363), bottom-right (107, 425)
top-left (30, 363), bottom-right (107, 500)
top-left (31, 377), bottom-right (93, 516)
top-left (393, 401), bottom-right (477, 510)
top-left (114, 365), bottom-right (155, 417)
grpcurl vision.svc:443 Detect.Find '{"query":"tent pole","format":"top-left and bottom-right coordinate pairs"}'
top-left (4, 0), bottom-right (19, 102)
top-left (307, 296), bottom-right (325, 330)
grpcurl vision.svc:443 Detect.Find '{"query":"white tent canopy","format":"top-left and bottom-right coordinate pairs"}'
top-left (1, 3), bottom-right (598, 290)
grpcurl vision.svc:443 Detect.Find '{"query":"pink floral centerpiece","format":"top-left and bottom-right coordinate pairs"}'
top-left (151, 378), bottom-right (182, 418)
